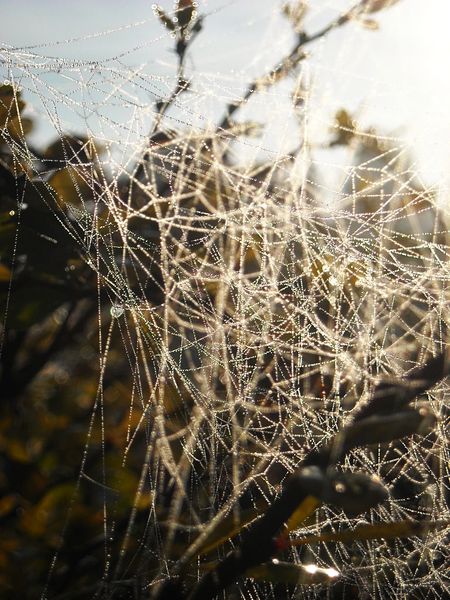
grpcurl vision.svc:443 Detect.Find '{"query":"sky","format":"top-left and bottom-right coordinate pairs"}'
top-left (0, 0), bottom-right (449, 192)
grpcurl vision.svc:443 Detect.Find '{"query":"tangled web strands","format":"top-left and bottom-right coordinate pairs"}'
top-left (1, 1), bottom-right (450, 598)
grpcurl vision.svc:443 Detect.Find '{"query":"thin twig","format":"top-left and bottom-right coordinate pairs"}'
top-left (217, 3), bottom-right (362, 131)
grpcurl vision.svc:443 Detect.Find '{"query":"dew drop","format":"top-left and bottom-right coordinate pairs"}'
top-left (110, 305), bottom-right (124, 318)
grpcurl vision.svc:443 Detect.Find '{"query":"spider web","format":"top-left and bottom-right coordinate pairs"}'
top-left (1, 1), bottom-right (450, 599)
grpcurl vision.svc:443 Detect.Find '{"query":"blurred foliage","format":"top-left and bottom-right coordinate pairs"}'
top-left (0, 83), bottom-right (155, 599)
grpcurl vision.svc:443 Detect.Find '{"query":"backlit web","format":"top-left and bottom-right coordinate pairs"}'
top-left (1, 1), bottom-right (449, 598)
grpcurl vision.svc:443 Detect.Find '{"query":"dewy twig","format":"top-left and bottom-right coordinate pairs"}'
top-left (152, 3), bottom-right (203, 132)
top-left (135, 3), bottom-right (202, 182)
top-left (217, 2), bottom-right (360, 132)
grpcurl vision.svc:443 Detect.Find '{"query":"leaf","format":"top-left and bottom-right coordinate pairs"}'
top-left (0, 165), bottom-right (82, 280)
top-left (175, 0), bottom-right (195, 30)
top-left (341, 405), bottom-right (437, 450)
top-left (355, 352), bottom-right (450, 420)
top-left (361, 0), bottom-right (401, 13)
top-left (0, 263), bottom-right (11, 281)
top-left (232, 121), bottom-right (264, 138)
top-left (0, 84), bottom-right (26, 129)
top-left (5, 115), bottom-right (33, 140)
top-left (43, 134), bottom-right (104, 165)
top-left (282, 1), bottom-right (308, 33)
top-left (289, 520), bottom-right (450, 548)
top-left (0, 495), bottom-right (19, 519)
top-left (321, 470), bottom-right (388, 517)
top-left (286, 495), bottom-right (321, 532)
top-left (358, 18), bottom-right (380, 30)
top-left (153, 6), bottom-right (176, 32)
top-left (0, 83), bottom-right (15, 98)
top-left (20, 483), bottom-right (74, 538)
top-left (48, 168), bottom-right (87, 207)
top-left (247, 560), bottom-right (340, 585)
top-left (331, 108), bottom-right (356, 145)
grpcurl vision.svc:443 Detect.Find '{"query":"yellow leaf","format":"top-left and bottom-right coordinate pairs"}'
top-left (362, 0), bottom-right (401, 14)
top-left (0, 495), bottom-right (18, 518)
top-left (248, 560), bottom-right (340, 585)
top-left (0, 263), bottom-right (11, 282)
top-left (359, 18), bottom-right (380, 30)
top-left (286, 495), bottom-right (320, 532)
top-left (20, 484), bottom-right (74, 538)
top-left (289, 519), bottom-right (450, 547)
top-left (7, 439), bottom-right (30, 463)
top-left (48, 168), bottom-right (86, 207)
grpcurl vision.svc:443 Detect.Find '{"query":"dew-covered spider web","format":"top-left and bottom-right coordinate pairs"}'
top-left (1, 1), bottom-right (450, 599)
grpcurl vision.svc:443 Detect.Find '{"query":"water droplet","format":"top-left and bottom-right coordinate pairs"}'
top-left (110, 305), bottom-right (124, 318)
top-left (304, 564), bottom-right (318, 574)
